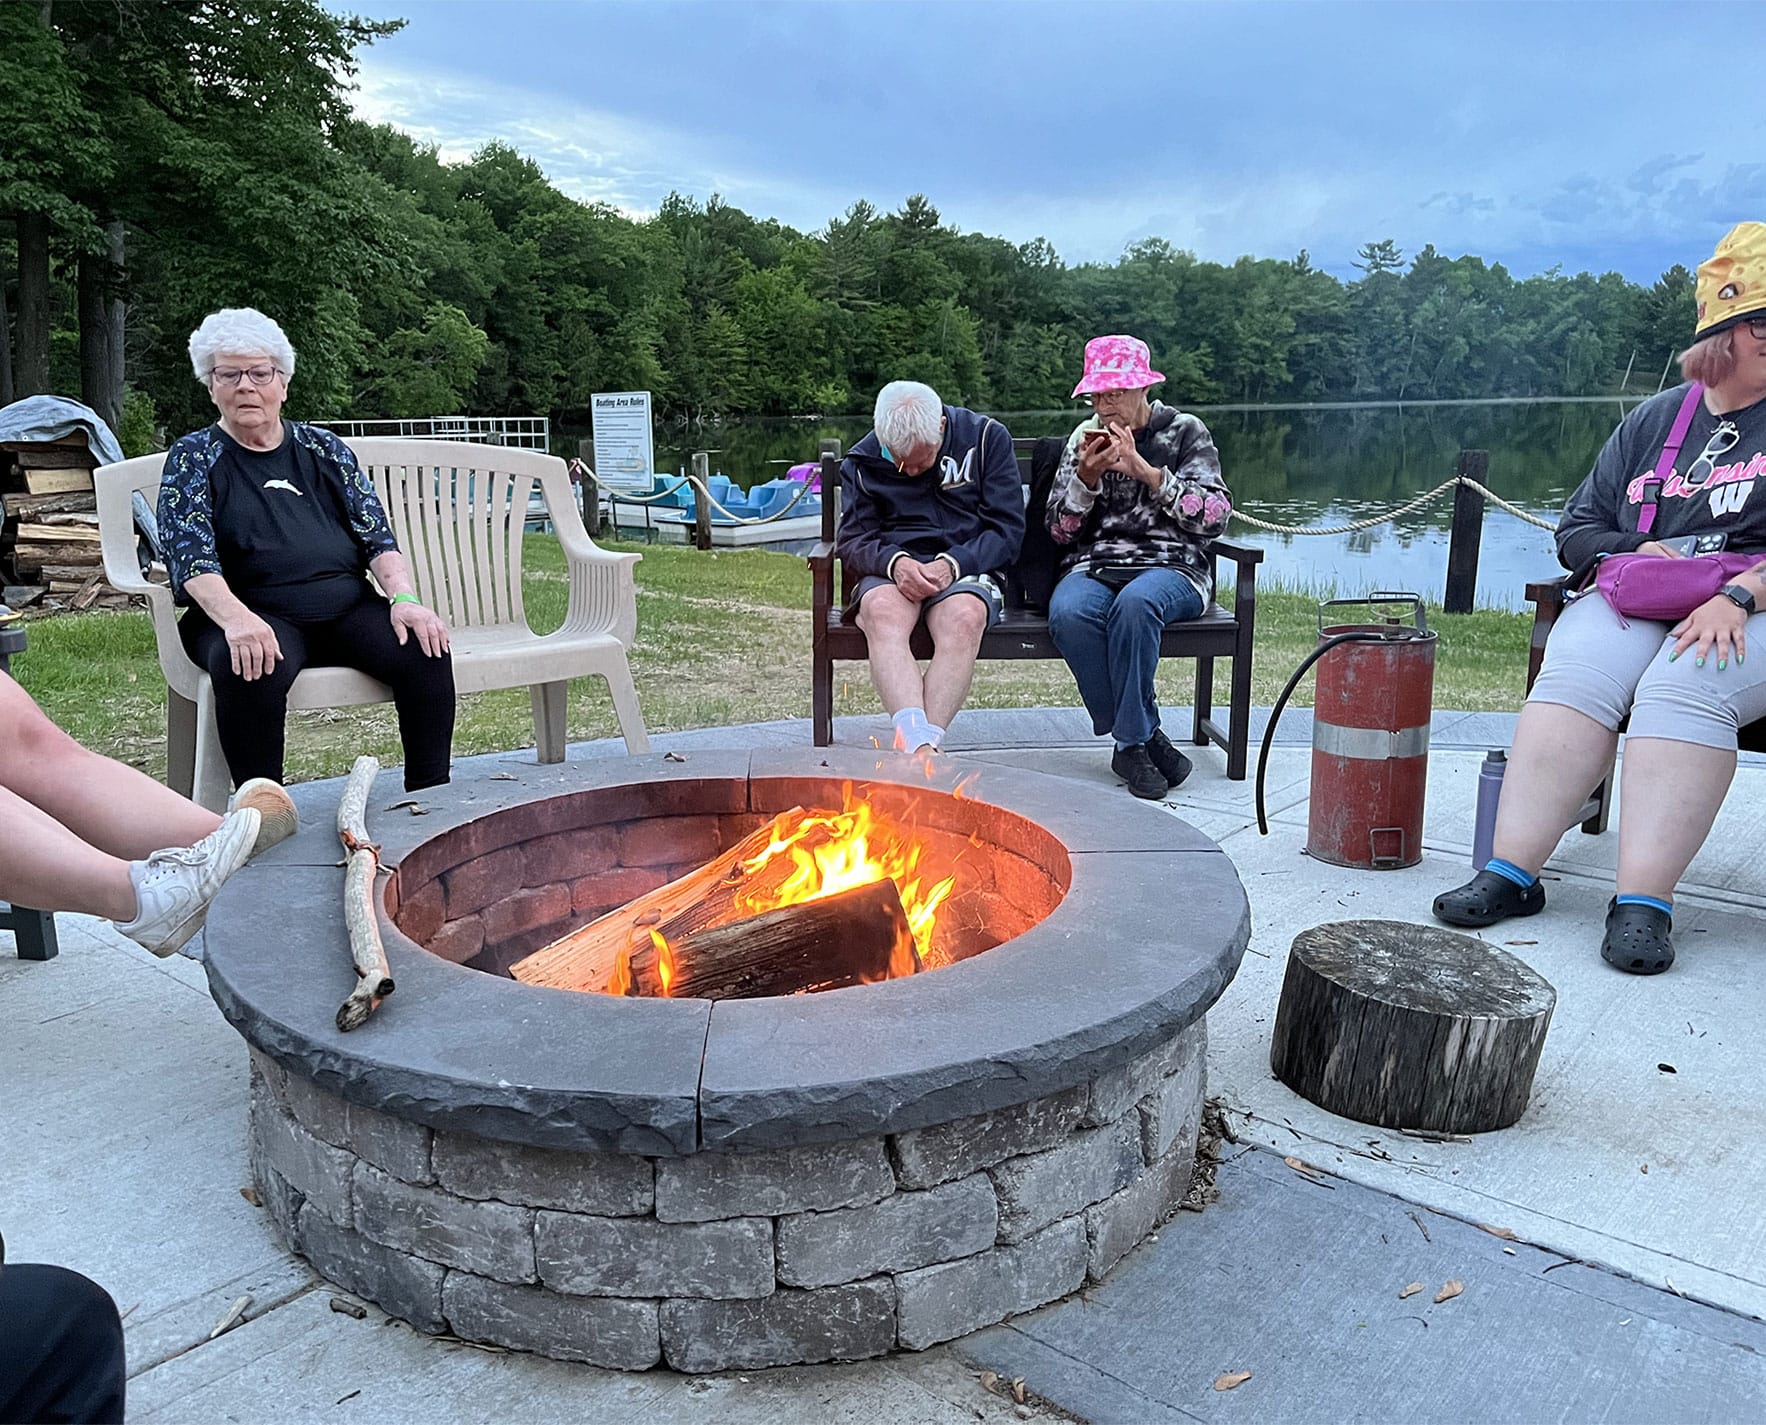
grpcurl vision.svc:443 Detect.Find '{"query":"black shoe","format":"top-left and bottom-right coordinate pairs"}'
top-left (1146, 728), bottom-right (1193, 789)
top-left (1601, 898), bottom-right (1674, 975)
top-left (1431, 868), bottom-right (1546, 928)
top-left (1111, 743), bottom-right (1170, 800)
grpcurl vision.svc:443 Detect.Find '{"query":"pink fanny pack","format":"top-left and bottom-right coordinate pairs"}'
top-left (1594, 550), bottom-right (1760, 621)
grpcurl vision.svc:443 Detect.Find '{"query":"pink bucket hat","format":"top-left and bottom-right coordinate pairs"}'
top-left (1071, 334), bottom-right (1164, 397)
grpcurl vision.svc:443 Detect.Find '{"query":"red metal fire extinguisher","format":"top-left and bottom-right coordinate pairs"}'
top-left (1255, 593), bottom-right (1438, 870)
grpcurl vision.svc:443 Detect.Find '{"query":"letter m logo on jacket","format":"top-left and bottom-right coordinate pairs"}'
top-left (940, 451), bottom-right (976, 489)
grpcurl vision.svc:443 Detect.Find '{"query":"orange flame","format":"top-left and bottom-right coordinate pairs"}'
top-left (732, 787), bottom-right (956, 968)
top-left (607, 950), bottom-right (634, 997)
top-left (651, 928), bottom-right (675, 996)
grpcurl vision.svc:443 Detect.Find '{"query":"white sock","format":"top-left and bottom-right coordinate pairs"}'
top-left (892, 707), bottom-right (938, 752)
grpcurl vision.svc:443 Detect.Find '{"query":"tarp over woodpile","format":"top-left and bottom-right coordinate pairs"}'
top-left (0, 395), bottom-right (123, 467)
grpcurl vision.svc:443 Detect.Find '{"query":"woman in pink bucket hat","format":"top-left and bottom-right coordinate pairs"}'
top-left (1045, 335), bottom-right (1234, 799)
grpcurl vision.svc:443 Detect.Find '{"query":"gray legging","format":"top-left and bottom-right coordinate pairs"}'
top-left (1529, 591), bottom-right (1766, 747)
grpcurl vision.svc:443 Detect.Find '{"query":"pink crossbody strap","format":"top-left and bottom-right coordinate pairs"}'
top-left (1637, 382), bottom-right (1705, 534)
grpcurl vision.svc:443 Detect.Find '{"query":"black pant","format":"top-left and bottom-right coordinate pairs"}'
top-left (0, 1264), bottom-right (126, 1424)
top-left (180, 594), bottom-right (456, 792)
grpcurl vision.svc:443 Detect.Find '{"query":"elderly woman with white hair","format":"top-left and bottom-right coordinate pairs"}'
top-left (158, 307), bottom-right (455, 793)
top-left (835, 380), bottom-right (1025, 753)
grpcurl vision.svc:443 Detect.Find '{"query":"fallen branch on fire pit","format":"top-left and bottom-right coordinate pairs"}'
top-left (336, 755), bottom-right (395, 1032)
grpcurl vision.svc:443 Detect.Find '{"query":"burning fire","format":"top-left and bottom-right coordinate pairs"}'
top-left (730, 789), bottom-right (957, 972)
top-left (614, 784), bottom-right (963, 997)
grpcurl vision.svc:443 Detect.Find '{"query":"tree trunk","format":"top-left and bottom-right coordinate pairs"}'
top-left (78, 220), bottom-right (126, 436)
top-left (0, 273), bottom-right (15, 407)
top-left (1269, 919), bottom-right (1556, 1134)
top-left (15, 212), bottom-right (53, 396)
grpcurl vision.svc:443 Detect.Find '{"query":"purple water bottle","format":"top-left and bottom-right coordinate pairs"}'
top-left (1472, 750), bottom-right (1507, 870)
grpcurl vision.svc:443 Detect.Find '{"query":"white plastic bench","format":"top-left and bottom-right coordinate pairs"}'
top-left (96, 438), bottom-right (648, 810)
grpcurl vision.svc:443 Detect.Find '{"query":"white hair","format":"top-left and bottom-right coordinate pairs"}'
top-left (873, 381), bottom-right (943, 453)
top-left (187, 308), bottom-right (296, 382)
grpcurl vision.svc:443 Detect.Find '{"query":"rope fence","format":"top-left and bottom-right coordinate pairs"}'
top-left (564, 461), bottom-right (1558, 540)
top-left (1226, 476), bottom-right (1555, 536)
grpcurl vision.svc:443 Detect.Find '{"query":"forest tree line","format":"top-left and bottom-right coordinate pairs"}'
top-left (1, 2), bottom-right (1698, 455)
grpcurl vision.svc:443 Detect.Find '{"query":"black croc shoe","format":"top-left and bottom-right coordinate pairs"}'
top-left (1147, 728), bottom-right (1194, 789)
top-left (1431, 868), bottom-right (1546, 928)
top-left (1601, 898), bottom-right (1674, 975)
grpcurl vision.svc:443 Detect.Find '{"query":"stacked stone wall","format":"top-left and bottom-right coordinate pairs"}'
top-left (248, 1017), bottom-right (1205, 1372)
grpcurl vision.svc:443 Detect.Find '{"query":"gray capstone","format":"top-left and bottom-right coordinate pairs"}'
top-left (775, 1173), bottom-right (997, 1289)
top-left (536, 1211), bottom-right (773, 1300)
top-left (433, 1132), bottom-right (653, 1215)
top-left (293, 1201), bottom-right (446, 1334)
top-left (895, 1216), bottom-right (1086, 1351)
top-left (1084, 1145), bottom-right (1194, 1282)
top-left (251, 1086), bottom-right (353, 1227)
top-left (1084, 1019), bottom-right (1206, 1127)
top-left (351, 1163), bottom-right (535, 1284)
top-left (660, 1278), bottom-right (896, 1373)
top-left (889, 1084), bottom-right (1087, 1190)
top-left (989, 1115), bottom-right (1145, 1244)
top-left (1138, 1034), bottom-right (1206, 1164)
top-left (654, 1140), bottom-right (893, 1223)
top-left (442, 1271), bottom-right (660, 1371)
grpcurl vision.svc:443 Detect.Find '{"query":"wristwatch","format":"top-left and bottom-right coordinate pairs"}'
top-left (1717, 583), bottom-right (1757, 614)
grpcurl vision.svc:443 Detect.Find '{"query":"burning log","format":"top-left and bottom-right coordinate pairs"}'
top-left (336, 756), bottom-right (395, 1031)
top-left (512, 798), bottom-right (955, 997)
top-left (511, 814), bottom-right (797, 992)
top-left (621, 879), bottom-right (916, 1000)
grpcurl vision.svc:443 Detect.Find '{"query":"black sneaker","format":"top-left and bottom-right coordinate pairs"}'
top-left (1111, 743), bottom-right (1170, 800)
top-left (1146, 728), bottom-right (1193, 789)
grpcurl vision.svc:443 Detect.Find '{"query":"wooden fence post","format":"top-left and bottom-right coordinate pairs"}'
top-left (1444, 450), bottom-right (1488, 615)
top-left (576, 438), bottom-right (602, 537)
top-left (691, 451), bottom-right (713, 552)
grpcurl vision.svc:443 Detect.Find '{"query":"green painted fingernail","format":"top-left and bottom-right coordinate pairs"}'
top-left (1696, 656), bottom-right (1706, 667)
top-left (1719, 658), bottom-right (1728, 670)
top-left (1668, 650), bottom-right (1679, 661)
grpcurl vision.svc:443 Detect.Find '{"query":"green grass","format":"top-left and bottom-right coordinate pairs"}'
top-left (12, 538), bottom-right (1529, 784)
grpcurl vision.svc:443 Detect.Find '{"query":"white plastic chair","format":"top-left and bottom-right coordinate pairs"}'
top-left (96, 438), bottom-right (648, 810)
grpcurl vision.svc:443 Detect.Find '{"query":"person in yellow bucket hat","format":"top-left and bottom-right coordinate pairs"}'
top-left (1432, 223), bottom-right (1766, 976)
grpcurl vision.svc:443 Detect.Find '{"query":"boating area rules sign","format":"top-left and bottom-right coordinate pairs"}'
top-left (590, 391), bottom-right (654, 489)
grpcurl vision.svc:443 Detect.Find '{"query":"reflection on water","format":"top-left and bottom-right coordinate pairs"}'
top-left (561, 398), bottom-right (1646, 610)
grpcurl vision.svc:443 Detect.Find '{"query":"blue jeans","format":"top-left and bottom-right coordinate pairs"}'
top-left (1047, 566), bottom-right (1205, 746)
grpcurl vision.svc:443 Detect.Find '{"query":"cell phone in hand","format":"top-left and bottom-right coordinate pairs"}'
top-left (1082, 428), bottom-right (1111, 445)
top-left (1660, 533), bottom-right (1728, 556)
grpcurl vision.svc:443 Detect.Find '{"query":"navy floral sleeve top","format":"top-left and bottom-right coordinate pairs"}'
top-left (158, 422), bottom-right (400, 606)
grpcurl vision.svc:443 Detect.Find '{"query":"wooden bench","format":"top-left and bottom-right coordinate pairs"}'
top-left (809, 436), bottom-right (1263, 779)
top-left (1525, 576), bottom-right (1766, 834)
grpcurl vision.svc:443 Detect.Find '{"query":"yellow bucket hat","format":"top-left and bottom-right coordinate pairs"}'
top-left (1696, 222), bottom-right (1766, 338)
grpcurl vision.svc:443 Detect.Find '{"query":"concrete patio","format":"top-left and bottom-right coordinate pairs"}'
top-left (5, 704), bottom-right (1764, 1423)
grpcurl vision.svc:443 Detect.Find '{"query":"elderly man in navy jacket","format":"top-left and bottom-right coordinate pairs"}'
top-left (836, 381), bottom-right (1025, 753)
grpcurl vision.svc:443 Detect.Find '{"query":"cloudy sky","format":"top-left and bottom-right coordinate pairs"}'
top-left (340, 0), bottom-right (1766, 283)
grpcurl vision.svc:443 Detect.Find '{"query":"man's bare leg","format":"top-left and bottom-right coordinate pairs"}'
top-left (854, 585), bottom-right (928, 714)
top-left (922, 593), bottom-right (988, 731)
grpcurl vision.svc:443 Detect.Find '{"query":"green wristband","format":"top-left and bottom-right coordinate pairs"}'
top-left (390, 592), bottom-right (420, 606)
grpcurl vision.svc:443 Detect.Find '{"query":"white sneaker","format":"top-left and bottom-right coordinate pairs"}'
top-left (117, 808), bottom-right (261, 958)
top-left (231, 778), bottom-right (298, 856)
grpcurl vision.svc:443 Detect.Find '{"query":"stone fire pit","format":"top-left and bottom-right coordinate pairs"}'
top-left (207, 747), bottom-right (1250, 1372)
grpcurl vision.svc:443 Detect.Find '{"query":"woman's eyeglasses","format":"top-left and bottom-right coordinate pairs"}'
top-left (210, 366), bottom-right (282, 388)
top-left (1685, 420), bottom-right (1741, 487)
top-left (1745, 316), bottom-right (1766, 341)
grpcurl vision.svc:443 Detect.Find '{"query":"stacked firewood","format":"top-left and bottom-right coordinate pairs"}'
top-left (0, 435), bottom-right (127, 609)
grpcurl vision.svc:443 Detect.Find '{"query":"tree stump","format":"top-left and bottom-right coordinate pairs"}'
top-left (1269, 919), bottom-right (1556, 1133)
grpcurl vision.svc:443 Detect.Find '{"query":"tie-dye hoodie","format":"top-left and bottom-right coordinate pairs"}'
top-left (1044, 401), bottom-right (1233, 601)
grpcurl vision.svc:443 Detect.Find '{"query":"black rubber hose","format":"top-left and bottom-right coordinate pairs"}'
top-left (1255, 631), bottom-right (1388, 835)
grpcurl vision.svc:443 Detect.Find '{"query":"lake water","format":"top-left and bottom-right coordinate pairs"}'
top-left (574, 398), bottom-right (1649, 611)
